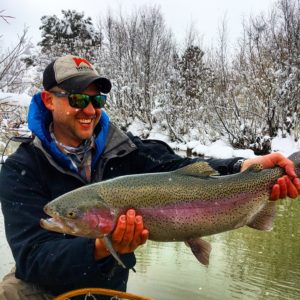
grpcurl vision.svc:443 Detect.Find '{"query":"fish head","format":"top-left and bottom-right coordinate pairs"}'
top-left (40, 184), bottom-right (117, 238)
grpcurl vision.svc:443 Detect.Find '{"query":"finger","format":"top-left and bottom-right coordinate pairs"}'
top-left (111, 215), bottom-right (126, 244)
top-left (284, 163), bottom-right (297, 178)
top-left (133, 216), bottom-right (144, 239)
top-left (270, 184), bottom-right (280, 201)
top-left (285, 176), bottom-right (299, 199)
top-left (120, 209), bottom-right (136, 245)
top-left (278, 176), bottom-right (287, 199)
top-left (132, 230), bottom-right (149, 249)
top-left (140, 229), bottom-right (149, 245)
top-left (267, 153), bottom-right (296, 178)
top-left (292, 177), bottom-right (300, 191)
top-left (130, 215), bottom-right (146, 249)
top-left (275, 158), bottom-right (296, 178)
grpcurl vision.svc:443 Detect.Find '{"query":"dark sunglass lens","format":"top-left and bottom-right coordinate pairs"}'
top-left (92, 95), bottom-right (107, 108)
top-left (68, 94), bottom-right (89, 108)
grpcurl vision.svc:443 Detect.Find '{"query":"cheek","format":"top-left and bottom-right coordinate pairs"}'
top-left (53, 110), bottom-right (71, 123)
top-left (96, 109), bottom-right (101, 119)
top-left (82, 213), bottom-right (99, 229)
top-left (93, 110), bottom-right (101, 126)
top-left (52, 103), bottom-right (76, 120)
top-left (53, 98), bottom-right (74, 112)
top-left (82, 209), bottom-right (115, 235)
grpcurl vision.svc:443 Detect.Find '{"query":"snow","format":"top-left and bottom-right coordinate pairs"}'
top-left (271, 134), bottom-right (300, 157)
top-left (127, 115), bottom-right (299, 158)
top-left (0, 93), bottom-right (31, 107)
top-left (0, 207), bottom-right (14, 278)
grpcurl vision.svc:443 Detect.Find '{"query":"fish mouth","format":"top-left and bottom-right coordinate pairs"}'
top-left (40, 214), bottom-right (79, 235)
top-left (41, 205), bottom-right (84, 236)
top-left (40, 216), bottom-right (105, 238)
top-left (40, 206), bottom-right (70, 234)
top-left (40, 217), bottom-right (67, 234)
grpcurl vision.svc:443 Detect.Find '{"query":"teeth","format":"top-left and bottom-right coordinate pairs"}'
top-left (79, 119), bottom-right (92, 124)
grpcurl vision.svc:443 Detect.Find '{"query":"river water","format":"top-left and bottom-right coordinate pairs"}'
top-left (1, 200), bottom-right (299, 299)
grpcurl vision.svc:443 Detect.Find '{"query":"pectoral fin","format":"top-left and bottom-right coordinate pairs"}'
top-left (103, 236), bottom-right (128, 270)
top-left (185, 238), bottom-right (212, 266)
top-left (247, 201), bottom-right (276, 231)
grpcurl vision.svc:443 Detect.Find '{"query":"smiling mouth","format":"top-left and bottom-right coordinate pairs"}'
top-left (79, 119), bottom-right (93, 124)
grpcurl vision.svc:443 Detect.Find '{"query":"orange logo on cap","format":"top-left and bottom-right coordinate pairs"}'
top-left (73, 57), bottom-right (92, 67)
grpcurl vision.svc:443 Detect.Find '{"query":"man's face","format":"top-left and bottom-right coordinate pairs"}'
top-left (49, 84), bottom-right (102, 147)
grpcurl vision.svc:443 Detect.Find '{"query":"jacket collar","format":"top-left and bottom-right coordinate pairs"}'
top-left (103, 123), bottom-right (136, 156)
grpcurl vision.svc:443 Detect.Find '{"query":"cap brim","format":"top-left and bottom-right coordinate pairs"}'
top-left (59, 75), bottom-right (112, 94)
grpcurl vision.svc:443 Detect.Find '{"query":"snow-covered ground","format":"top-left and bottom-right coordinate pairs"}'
top-left (128, 121), bottom-right (300, 159)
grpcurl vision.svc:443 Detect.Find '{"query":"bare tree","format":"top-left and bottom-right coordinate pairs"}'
top-left (100, 6), bottom-right (174, 133)
top-left (208, 0), bottom-right (300, 154)
top-left (0, 28), bottom-right (29, 92)
top-left (0, 17), bottom-right (31, 147)
top-left (0, 10), bottom-right (14, 25)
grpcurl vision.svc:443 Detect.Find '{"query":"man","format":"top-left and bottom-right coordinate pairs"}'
top-left (0, 55), bottom-right (299, 300)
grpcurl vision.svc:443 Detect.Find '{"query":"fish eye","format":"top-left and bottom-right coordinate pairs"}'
top-left (66, 208), bottom-right (79, 219)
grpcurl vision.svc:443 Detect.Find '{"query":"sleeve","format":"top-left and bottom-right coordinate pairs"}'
top-left (130, 136), bottom-right (243, 175)
top-left (0, 149), bottom-right (133, 295)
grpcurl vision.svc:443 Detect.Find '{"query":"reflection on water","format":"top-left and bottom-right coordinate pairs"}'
top-left (0, 178), bottom-right (299, 299)
top-left (128, 200), bottom-right (300, 300)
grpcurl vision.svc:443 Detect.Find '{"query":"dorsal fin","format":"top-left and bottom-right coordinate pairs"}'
top-left (175, 162), bottom-right (219, 177)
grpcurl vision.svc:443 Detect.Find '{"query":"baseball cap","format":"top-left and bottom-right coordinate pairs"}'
top-left (43, 55), bottom-right (112, 93)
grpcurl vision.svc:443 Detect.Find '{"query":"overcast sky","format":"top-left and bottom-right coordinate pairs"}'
top-left (1, 0), bottom-right (277, 50)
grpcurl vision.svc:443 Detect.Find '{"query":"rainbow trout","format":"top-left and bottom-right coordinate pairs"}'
top-left (40, 151), bottom-right (300, 268)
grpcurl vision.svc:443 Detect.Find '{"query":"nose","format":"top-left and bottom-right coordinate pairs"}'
top-left (82, 101), bottom-right (97, 114)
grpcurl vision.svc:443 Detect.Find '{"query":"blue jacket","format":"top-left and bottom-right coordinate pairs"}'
top-left (0, 93), bottom-right (241, 298)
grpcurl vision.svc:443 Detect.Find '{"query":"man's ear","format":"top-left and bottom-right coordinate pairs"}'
top-left (41, 91), bottom-right (54, 111)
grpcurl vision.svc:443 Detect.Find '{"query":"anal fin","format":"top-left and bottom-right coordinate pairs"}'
top-left (186, 238), bottom-right (212, 266)
top-left (247, 201), bottom-right (276, 231)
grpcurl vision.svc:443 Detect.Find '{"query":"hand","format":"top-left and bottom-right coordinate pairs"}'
top-left (241, 152), bottom-right (300, 200)
top-left (94, 209), bottom-right (149, 260)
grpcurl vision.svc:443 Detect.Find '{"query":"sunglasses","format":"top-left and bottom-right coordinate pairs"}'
top-left (52, 92), bottom-right (107, 109)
